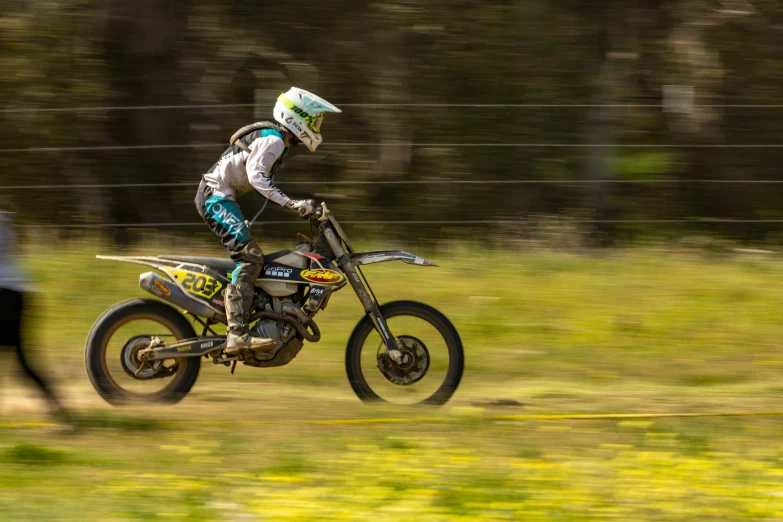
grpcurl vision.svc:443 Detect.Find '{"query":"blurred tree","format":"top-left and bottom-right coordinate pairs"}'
top-left (1, 0), bottom-right (783, 244)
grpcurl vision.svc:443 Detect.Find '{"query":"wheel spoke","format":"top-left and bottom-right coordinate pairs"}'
top-left (347, 302), bottom-right (463, 406)
top-left (86, 300), bottom-right (201, 405)
top-left (102, 318), bottom-right (188, 396)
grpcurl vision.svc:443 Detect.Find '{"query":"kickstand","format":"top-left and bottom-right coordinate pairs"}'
top-left (231, 360), bottom-right (237, 375)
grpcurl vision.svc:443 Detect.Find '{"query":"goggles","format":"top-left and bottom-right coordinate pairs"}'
top-left (278, 94), bottom-right (325, 133)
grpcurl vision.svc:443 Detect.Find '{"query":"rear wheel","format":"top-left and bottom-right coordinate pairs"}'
top-left (85, 299), bottom-right (201, 405)
top-left (345, 301), bottom-right (464, 406)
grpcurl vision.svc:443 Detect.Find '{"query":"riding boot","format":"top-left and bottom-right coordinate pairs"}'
top-left (224, 283), bottom-right (275, 354)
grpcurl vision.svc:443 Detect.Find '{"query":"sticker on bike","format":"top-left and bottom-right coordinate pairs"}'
top-left (300, 269), bottom-right (344, 284)
top-left (163, 268), bottom-right (223, 299)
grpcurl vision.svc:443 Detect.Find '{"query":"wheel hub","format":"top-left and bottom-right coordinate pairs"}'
top-left (121, 336), bottom-right (164, 380)
top-left (377, 336), bottom-right (430, 385)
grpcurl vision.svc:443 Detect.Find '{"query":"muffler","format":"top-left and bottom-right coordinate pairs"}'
top-left (139, 271), bottom-right (220, 319)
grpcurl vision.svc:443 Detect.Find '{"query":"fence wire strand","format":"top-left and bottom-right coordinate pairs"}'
top-left (5, 102), bottom-right (783, 113)
top-left (17, 218), bottom-right (783, 229)
top-left (6, 179), bottom-right (783, 190)
top-left (3, 142), bottom-right (783, 154)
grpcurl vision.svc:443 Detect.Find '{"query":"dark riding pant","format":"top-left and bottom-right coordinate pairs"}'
top-left (195, 180), bottom-right (264, 284)
top-left (0, 289), bottom-right (62, 411)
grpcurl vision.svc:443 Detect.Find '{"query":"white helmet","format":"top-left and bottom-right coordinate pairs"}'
top-left (274, 87), bottom-right (341, 152)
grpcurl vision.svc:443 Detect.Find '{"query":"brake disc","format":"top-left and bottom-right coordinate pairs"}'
top-left (377, 336), bottom-right (430, 386)
top-left (120, 336), bottom-right (164, 380)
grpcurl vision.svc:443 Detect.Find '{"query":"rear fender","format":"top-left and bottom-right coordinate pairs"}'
top-left (350, 250), bottom-right (438, 267)
top-left (139, 272), bottom-right (221, 320)
top-left (97, 256), bottom-right (226, 320)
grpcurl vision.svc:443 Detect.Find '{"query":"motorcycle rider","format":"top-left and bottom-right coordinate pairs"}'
top-left (195, 87), bottom-right (341, 354)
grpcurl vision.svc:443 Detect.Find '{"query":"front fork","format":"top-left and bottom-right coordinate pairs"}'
top-left (322, 227), bottom-right (404, 364)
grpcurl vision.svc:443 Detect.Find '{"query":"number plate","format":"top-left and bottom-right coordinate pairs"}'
top-left (163, 268), bottom-right (224, 299)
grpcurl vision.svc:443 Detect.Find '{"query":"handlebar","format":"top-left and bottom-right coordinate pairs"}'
top-left (306, 202), bottom-right (328, 223)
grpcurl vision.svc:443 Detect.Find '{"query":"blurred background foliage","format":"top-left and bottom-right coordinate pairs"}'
top-left (2, 1), bottom-right (783, 245)
top-left (6, 4), bottom-right (783, 518)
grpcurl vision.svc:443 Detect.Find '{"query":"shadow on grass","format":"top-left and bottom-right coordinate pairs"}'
top-left (680, 374), bottom-right (751, 387)
top-left (3, 443), bottom-right (69, 466)
top-left (70, 410), bottom-right (167, 432)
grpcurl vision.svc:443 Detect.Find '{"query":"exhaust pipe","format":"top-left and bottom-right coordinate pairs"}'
top-left (139, 271), bottom-right (220, 319)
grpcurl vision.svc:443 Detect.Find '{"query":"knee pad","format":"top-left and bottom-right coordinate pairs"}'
top-left (232, 242), bottom-right (264, 285)
top-left (238, 242), bottom-right (265, 264)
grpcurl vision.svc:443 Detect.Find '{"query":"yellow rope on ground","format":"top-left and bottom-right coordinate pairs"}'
top-left (305, 411), bottom-right (783, 425)
top-left (486, 411), bottom-right (783, 421)
top-left (4, 411), bottom-right (783, 429)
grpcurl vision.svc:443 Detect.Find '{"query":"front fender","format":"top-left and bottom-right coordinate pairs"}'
top-left (350, 250), bottom-right (438, 267)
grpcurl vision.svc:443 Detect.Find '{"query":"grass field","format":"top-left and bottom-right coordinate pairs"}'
top-left (4, 238), bottom-right (783, 520)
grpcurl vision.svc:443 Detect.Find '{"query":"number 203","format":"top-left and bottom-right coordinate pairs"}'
top-left (181, 272), bottom-right (216, 295)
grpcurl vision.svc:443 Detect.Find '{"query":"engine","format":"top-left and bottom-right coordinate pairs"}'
top-left (250, 296), bottom-right (297, 346)
top-left (251, 318), bottom-right (287, 347)
top-left (246, 296), bottom-right (304, 368)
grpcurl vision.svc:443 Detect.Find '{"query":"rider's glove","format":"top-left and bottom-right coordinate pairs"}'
top-left (287, 199), bottom-right (316, 218)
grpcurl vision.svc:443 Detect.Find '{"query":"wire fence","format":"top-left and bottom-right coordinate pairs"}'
top-left (5, 102), bottom-right (783, 113)
top-left (18, 218), bottom-right (783, 229)
top-left (2, 142), bottom-right (783, 154)
top-left (7, 179), bottom-right (783, 190)
top-left (4, 101), bottom-right (783, 227)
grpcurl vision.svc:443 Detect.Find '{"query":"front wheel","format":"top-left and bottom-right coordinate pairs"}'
top-left (346, 301), bottom-right (464, 406)
top-left (85, 299), bottom-right (201, 405)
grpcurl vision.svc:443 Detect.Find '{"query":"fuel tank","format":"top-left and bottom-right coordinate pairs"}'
top-left (256, 252), bottom-right (308, 297)
top-left (256, 252), bottom-right (346, 297)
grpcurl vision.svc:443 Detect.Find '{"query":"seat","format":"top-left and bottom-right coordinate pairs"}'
top-left (157, 255), bottom-right (236, 273)
top-left (157, 250), bottom-right (292, 274)
top-left (264, 249), bottom-right (292, 262)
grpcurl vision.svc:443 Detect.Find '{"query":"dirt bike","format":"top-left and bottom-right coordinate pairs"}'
top-left (85, 203), bottom-right (464, 406)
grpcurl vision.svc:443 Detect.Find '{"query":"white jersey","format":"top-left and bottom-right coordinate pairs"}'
top-left (203, 125), bottom-right (291, 207)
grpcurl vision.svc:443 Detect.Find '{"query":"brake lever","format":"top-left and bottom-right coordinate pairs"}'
top-left (315, 202), bottom-right (329, 222)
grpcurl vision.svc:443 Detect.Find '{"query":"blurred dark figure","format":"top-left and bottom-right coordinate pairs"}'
top-left (0, 209), bottom-right (67, 422)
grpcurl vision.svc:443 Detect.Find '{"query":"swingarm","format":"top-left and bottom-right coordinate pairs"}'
top-left (138, 336), bottom-right (226, 362)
